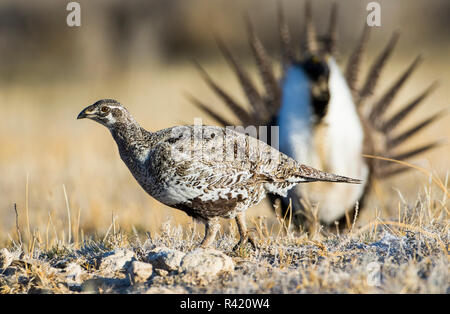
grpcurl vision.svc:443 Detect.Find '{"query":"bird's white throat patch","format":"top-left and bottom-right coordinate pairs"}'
top-left (104, 112), bottom-right (117, 126)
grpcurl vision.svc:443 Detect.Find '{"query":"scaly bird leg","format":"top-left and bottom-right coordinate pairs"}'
top-left (200, 217), bottom-right (220, 248)
top-left (233, 212), bottom-right (257, 251)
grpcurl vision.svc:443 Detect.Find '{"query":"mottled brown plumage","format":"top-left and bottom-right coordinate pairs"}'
top-left (78, 99), bottom-right (361, 249)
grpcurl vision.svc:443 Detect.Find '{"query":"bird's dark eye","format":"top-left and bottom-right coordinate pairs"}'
top-left (100, 106), bottom-right (110, 113)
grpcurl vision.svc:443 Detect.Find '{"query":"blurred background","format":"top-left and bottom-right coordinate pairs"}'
top-left (0, 0), bottom-right (448, 245)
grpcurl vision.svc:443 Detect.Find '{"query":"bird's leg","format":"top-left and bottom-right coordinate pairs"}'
top-left (233, 212), bottom-right (257, 251)
top-left (200, 217), bottom-right (220, 248)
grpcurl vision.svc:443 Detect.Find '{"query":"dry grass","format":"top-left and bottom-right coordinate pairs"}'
top-left (0, 54), bottom-right (448, 293)
top-left (0, 182), bottom-right (447, 293)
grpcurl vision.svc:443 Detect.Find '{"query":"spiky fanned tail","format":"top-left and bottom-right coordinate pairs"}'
top-left (191, 0), bottom-right (443, 180)
top-left (190, 1), bottom-right (444, 227)
top-left (349, 24), bottom-right (444, 177)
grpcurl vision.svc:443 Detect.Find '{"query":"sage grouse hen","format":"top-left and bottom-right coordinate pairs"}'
top-left (190, 1), bottom-right (444, 228)
top-left (77, 99), bottom-right (360, 249)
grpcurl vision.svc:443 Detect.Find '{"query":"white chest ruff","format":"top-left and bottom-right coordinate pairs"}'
top-left (278, 59), bottom-right (369, 222)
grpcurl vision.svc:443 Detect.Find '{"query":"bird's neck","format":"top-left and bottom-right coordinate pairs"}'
top-left (110, 121), bottom-right (151, 162)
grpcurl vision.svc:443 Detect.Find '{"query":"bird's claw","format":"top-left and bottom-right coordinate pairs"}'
top-left (233, 234), bottom-right (257, 251)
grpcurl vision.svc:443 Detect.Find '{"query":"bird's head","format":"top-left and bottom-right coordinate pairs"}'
top-left (77, 99), bottom-right (133, 128)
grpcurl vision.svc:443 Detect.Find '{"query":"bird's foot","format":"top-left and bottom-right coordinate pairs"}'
top-left (199, 218), bottom-right (219, 249)
top-left (199, 240), bottom-right (215, 249)
top-left (233, 233), bottom-right (257, 251)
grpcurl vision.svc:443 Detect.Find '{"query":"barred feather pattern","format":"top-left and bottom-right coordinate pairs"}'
top-left (79, 100), bottom-right (360, 222)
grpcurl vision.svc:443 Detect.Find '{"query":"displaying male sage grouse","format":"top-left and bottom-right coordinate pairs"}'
top-left (77, 99), bottom-right (361, 249)
top-left (190, 1), bottom-right (444, 229)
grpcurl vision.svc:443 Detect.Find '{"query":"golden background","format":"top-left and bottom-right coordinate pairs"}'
top-left (0, 0), bottom-right (448, 245)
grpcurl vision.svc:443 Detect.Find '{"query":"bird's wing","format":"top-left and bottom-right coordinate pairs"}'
top-left (149, 126), bottom-right (260, 189)
top-left (150, 126), bottom-right (360, 192)
top-left (149, 125), bottom-right (280, 185)
top-left (147, 130), bottom-right (266, 207)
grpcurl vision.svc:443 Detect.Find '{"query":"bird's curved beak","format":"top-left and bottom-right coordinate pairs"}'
top-left (77, 110), bottom-right (87, 119)
top-left (77, 106), bottom-right (97, 120)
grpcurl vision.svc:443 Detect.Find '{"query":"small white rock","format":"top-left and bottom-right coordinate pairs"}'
top-left (128, 261), bottom-right (153, 283)
top-left (155, 269), bottom-right (169, 277)
top-left (0, 248), bottom-right (18, 269)
top-left (64, 262), bottom-right (85, 284)
top-left (99, 248), bottom-right (135, 272)
top-left (180, 248), bottom-right (234, 277)
top-left (145, 247), bottom-right (185, 271)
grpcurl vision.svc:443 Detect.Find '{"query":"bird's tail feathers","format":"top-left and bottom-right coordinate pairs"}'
top-left (295, 166), bottom-right (362, 184)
